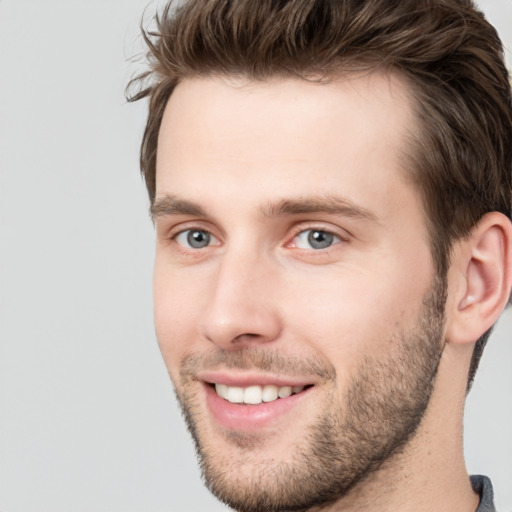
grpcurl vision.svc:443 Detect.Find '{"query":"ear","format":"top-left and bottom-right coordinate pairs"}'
top-left (445, 212), bottom-right (512, 346)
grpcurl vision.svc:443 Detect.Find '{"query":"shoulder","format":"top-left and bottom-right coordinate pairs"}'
top-left (470, 475), bottom-right (496, 512)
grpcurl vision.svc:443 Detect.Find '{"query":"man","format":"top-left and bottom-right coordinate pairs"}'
top-left (128, 1), bottom-right (512, 510)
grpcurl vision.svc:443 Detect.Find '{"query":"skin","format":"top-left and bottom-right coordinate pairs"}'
top-left (152, 73), bottom-right (492, 511)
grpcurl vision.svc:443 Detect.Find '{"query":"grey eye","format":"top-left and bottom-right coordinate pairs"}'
top-left (176, 229), bottom-right (212, 248)
top-left (308, 230), bottom-right (334, 249)
top-left (295, 229), bottom-right (340, 250)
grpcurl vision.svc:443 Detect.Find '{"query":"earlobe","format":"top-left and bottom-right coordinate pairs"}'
top-left (446, 212), bottom-right (512, 345)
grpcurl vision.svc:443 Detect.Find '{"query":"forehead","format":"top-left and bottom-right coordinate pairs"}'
top-left (155, 73), bottom-right (418, 219)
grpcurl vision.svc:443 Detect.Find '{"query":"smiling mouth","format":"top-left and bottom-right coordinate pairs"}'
top-left (213, 383), bottom-right (313, 405)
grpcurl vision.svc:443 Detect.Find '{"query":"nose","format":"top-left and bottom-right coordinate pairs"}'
top-left (199, 251), bottom-right (282, 350)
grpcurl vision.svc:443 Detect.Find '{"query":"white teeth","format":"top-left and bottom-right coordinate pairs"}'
top-left (214, 383), bottom-right (306, 404)
top-left (262, 385), bottom-right (278, 402)
top-left (215, 383), bottom-right (228, 397)
top-left (244, 386), bottom-right (263, 405)
top-left (278, 386), bottom-right (292, 398)
top-left (225, 386), bottom-right (244, 403)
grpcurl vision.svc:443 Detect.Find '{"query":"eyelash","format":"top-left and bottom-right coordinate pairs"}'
top-left (169, 224), bottom-right (347, 252)
top-left (174, 228), bottom-right (219, 249)
top-left (288, 228), bottom-right (343, 250)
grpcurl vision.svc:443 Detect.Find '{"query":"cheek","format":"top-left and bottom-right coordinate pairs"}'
top-left (153, 262), bottom-right (207, 374)
top-left (281, 261), bottom-right (430, 373)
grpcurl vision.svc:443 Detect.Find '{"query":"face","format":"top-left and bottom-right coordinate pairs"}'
top-left (153, 74), bottom-right (446, 511)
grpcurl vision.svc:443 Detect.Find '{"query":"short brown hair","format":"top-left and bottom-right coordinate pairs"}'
top-left (127, 0), bottom-right (512, 387)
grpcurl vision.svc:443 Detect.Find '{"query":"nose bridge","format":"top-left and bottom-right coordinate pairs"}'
top-left (200, 243), bottom-right (281, 349)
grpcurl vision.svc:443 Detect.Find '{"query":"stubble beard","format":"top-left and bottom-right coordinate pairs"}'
top-left (173, 276), bottom-right (447, 512)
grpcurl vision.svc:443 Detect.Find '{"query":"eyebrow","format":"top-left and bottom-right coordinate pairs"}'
top-left (151, 195), bottom-right (207, 220)
top-left (260, 196), bottom-right (378, 222)
top-left (150, 194), bottom-right (378, 223)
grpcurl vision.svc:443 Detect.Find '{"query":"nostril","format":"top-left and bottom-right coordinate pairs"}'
top-left (233, 333), bottom-right (261, 343)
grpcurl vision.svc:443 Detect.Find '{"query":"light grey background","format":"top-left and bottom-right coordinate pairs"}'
top-left (0, 1), bottom-right (510, 511)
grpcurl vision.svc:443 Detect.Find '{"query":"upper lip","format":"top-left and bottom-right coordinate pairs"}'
top-left (199, 370), bottom-right (316, 388)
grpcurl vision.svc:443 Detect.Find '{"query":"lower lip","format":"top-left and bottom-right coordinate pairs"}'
top-left (204, 384), bottom-right (312, 432)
